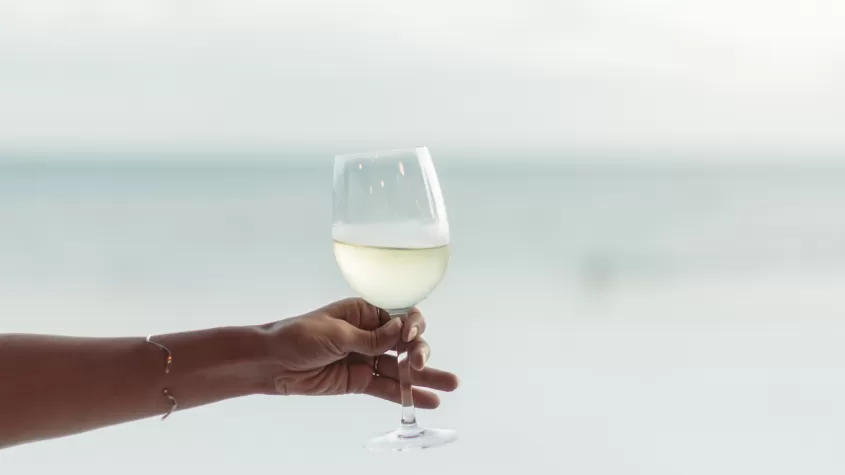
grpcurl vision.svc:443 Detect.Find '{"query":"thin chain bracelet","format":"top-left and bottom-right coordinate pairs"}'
top-left (145, 335), bottom-right (172, 374)
top-left (146, 335), bottom-right (177, 420)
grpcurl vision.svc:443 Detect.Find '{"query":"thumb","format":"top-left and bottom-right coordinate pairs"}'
top-left (338, 317), bottom-right (402, 355)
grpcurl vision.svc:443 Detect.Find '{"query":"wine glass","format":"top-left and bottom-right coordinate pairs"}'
top-left (332, 146), bottom-right (457, 451)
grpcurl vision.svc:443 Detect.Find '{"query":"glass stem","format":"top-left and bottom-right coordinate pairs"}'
top-left (391, 310), bottom-right (422, 438)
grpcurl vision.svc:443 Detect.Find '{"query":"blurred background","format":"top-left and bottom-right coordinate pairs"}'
top-left (3, 1), bottom-right (845, 474)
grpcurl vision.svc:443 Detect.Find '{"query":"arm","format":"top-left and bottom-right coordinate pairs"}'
top-left (0, 326), bottom-right (269, 449)
top-left (0, 299), bottom-right (458, 450)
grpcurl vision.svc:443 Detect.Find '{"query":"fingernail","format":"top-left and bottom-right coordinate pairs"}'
top-left (406, 326), bottom-right (418, 342)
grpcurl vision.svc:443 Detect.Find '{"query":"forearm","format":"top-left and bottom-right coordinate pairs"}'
top-left (0, 326), bottom-right (271, 449)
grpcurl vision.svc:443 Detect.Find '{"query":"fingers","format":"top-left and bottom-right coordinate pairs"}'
top-left (402, 308), bottom-right (426, 343)
top-left (377, 307), bottom-right (391, 326)
top-left (346, 363), bottom-right (375, 395)
top-left (374, 354), bottom-right (459, 392)
top-left (364, 376), bottom-right (442, 409)
top-left (328, 300), bottom-right (431, 364)
top-left (327, 299), bottom-right (425, 344)
top-left (337, 318), bottom-right (402, 356)
top-left (407, 338), bottom-right (430, 371)
top-left (327, 298), bottom-right (383, 331)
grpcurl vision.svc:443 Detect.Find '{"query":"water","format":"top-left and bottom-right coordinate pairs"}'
top-left (3, 161), bottom-right (845, 473)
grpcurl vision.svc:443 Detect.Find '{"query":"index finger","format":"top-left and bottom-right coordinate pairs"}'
top-left (326, 298), bottom-right (383, 331)
top-left (402, 307), bottom-right (427, 343)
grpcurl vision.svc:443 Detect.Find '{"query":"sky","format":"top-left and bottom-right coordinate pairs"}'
top-left (1, 0), bottom-right (844, 160)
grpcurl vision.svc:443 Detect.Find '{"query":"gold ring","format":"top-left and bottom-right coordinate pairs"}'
top-left (372, 355), bottom-right (381, 376)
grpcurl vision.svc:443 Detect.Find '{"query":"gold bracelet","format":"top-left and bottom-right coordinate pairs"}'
top-left (161, 388), bottom-right (178, 421)
top-left (145, 334), bottom-right (172, 374)
top-left (146, 335), bottom-right (177, 420)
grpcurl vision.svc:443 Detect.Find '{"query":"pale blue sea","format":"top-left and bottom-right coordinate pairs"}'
top-left (3, 160), bottom-right (845, 473)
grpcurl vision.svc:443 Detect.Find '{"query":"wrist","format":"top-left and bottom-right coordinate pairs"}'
top-left (159, 325), bottom-right (274, 403)
top-left (205, 325), bottom-right (274, 395)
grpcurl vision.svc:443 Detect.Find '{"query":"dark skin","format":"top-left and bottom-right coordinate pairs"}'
top-left (0, 298), bottom-right (459, 449)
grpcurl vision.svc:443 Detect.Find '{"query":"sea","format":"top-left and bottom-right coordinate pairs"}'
top-left (3, 158), bottom-right (845, 474)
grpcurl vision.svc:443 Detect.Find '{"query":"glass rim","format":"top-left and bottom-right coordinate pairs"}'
top-left (335, 146), bottom-right (428, 160)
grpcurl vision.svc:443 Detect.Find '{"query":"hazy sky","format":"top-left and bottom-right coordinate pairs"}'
top-left (1, 0), bottom-right (844, 159)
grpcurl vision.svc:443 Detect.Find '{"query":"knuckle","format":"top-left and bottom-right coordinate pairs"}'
top-left (368, 329), bottom-right (381, 351)
top-left (274, 376), bottom-right (290, 395)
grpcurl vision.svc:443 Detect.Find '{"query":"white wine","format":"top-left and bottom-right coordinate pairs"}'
top-left (333, 240), bottom-right (450, 311)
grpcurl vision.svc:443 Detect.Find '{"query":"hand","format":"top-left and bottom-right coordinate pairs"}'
top-left (262, 298), bottom-right (459, 408)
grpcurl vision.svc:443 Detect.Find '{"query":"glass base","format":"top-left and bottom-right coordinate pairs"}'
top-left (364, 426), bottom-right (458, 452)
